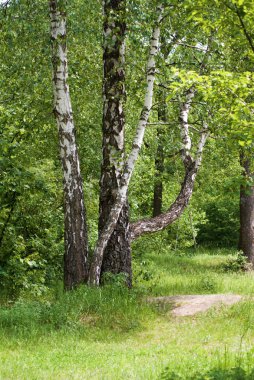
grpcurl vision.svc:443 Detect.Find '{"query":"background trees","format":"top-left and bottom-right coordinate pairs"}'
top-left (187, 0), bottom-right (254, 261)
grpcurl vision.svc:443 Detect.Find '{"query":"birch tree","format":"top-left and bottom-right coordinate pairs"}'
top-left (99, 0), bottom-right (132, 286)
top-left (49, 2), bottom-right (209, 287)
top-left (130, 91), bottom-right (209, 241)
top-left (130, 35), bottom-right (212, 241)
top-left (49, 0), bottom-right (88, 290)
top-left (88, 5), bottom-right (164, 285)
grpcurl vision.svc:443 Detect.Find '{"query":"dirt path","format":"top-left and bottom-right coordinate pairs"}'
top-left (148, 294), bottom-right (243, 316)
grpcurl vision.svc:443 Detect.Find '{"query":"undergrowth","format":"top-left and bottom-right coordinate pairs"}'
top-left (0, 284), bottom-right (153, 338)
top-left (160, 366), bottom-right (254, 380)
top-left (1, 246), bottom-right (254, 379)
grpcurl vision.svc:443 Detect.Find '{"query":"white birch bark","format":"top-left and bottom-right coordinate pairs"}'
top-left (194, 123), bottom-right (209, 170)
top-left (88, 5), bottom-right (164, 285)
top-left (179, 88), bottom-right (195, 167)
top-left (50, 0), bottom-right (88, 289)
top-left (130, 93), bottom-right (209, 241)
top-left (129, 36), bottom-right (213, 241)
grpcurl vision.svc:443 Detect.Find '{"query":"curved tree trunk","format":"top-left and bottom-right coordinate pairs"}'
top-left (50, 0), bottom-right (88, 290)
top-left (131, 162), bottom-right (198, 240)
top-left (239, 151), bottom-right (254, 264)
top-left (130, 91), bottom-right (209, 241)
top-left (130, 37), bottom-right (213, 242)
top-left (99, 0), bottom-right (132, 286)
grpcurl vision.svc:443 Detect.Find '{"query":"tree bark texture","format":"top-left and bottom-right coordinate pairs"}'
top-left (153, 89), bottom-right (166, 217)
top-left (99, 0), bottom-right (132, 286)
top-left (131, 163), bottom-right (198, 240)
top-left (239, 151), bottom-right (254, 264)
top-left (130, 36), bottom-right (213, 239)
top-left (130, 93), bottom-right (209, 241)
top-left (88, 6), bottom-right (164, 285)
top-left (50, 0), bottom-right (88, 290)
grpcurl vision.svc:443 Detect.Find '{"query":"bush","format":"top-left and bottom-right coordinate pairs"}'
top-left (222, 251), bottom-right (251, 273)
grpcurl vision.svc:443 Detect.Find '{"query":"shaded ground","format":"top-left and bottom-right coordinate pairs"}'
top-left (148, 294), bottom-right (243, 316)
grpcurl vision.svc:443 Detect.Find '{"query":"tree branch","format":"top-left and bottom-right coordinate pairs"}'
top-left (235, 6), bottom-right (254, 54)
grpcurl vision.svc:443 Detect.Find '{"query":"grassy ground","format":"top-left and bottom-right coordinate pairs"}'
top-left (1, 247), bottom-right (254, 379)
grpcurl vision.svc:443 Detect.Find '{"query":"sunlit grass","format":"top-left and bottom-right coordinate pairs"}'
top-left (1, 246), bottom-right (254, 379)
top-left (140, 248), bottom-right (254, 296)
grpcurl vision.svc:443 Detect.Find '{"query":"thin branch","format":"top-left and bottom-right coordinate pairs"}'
top-left (175, 42), bottom-right (209, 51)
top-left (223, 1), bottom-right (254, 54)
top-left (199, 33), bottom-right (215, 74)
top-left (234, 5), bottom-right (254, 54)
top-left (147, 122), bottom-right (172, 126)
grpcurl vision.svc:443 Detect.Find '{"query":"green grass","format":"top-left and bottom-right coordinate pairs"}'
top-left (134, 247), bottom-right (254, 297)
top-left (1, 246), bottom-right (254, 379)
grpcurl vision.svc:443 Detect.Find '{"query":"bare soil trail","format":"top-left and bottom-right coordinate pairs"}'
top-left (148, 294), bottom-right (243, 316)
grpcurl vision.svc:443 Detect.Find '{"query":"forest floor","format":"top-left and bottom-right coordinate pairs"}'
top-left (1, 246), bottom-right (254, 379)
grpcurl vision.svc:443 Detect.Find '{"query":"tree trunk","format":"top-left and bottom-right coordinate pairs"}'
top-left (99, 0), bottom-right (132, 286)
top-left (153, 150), bottom-right (163, 217)
top-left (88, 6), bottom-right (164, 285)
top-left (239, 151), bottom-right (254, 264)
top-left (100, 203), bottom-right (131, 286)
top-left (49, 0), bottom-right (88, 290)
top-left (135, 39), bottom-right (212, 242)
top-left (130, 93), bottom-right (209, 241)
top-left (153, 89), bottom-right (166, 217)
top-left (131, 162), bottom-right (198, 240)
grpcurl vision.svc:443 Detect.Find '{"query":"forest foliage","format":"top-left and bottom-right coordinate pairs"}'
top-left (0, 0), bottom-right (254, 296)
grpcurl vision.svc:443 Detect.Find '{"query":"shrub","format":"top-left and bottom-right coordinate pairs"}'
top-left (222, 251), bottom-right (251, 273)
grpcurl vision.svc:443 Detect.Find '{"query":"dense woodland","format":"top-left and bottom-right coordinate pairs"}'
top-left (2, 1), bottom-right (254, 379)
top-left (1, 0), bottom-right (253, 295)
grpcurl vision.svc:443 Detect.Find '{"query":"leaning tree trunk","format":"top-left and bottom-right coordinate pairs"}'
top-left (239, 151), bottom-right (254, 264)
top-left (131, 162), bottom-right (199, 240)
top-left (99, 0), bottom-right (132, 286)
top-left (130, 37), bottom-right (213, 242)
top-left (50, 0), bottom-right (88, 290)
top-left (130, 90), bottom-right (209, 241)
